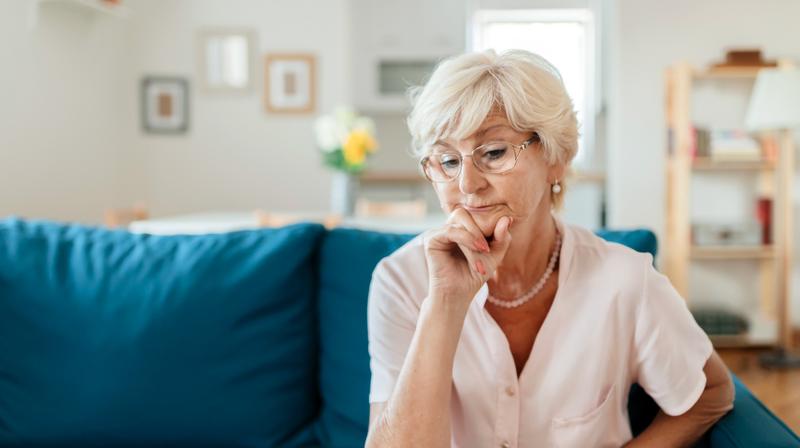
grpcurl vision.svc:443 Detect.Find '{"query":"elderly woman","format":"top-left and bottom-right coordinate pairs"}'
top-left (364, 50), bottom-right (735, 448)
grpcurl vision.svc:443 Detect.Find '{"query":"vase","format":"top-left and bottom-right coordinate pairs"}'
top-left (330, 171), bottom-right (356, 216)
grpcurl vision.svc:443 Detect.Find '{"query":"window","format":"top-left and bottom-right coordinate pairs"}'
top-left (471, 9), bottom-right (596, 166)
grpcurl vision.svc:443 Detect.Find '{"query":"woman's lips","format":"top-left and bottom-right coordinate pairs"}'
top-left (463, 204), bottom-right (497, 213)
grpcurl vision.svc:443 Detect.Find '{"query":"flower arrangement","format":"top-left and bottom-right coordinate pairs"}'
top-left (314, 107), bottom-right (378, 174)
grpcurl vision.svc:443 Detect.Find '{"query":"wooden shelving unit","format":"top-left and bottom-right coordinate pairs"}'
top-left (664, 60), bottom-right (795, 349)
top-left (691, 158), bottom-right (776, 171)
top-left (690, 245), bottom-right (774, 260)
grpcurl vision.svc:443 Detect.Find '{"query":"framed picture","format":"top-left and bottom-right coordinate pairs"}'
top-left (141, 76), bottom-right (189, 134)
top-left (264, 53), bottom-right (316, 114)
top-left (197, 28), bottom-right (256, 93)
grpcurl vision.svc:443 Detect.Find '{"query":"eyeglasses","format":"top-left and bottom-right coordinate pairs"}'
top-left (419, 133), bottom-right (539, 183)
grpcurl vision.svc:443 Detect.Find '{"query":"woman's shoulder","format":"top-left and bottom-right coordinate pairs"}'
top-left (374, 232), bottom-right (426, 273)
top-left (370, 234), bottom-right (428, 307)
top-left (567, 223), bottom-right (654, 266)
top-left (564, 223), bottom-right (653, 294)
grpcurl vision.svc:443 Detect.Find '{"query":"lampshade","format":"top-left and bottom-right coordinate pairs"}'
top-left (745, 68), bottom-right (800, 131)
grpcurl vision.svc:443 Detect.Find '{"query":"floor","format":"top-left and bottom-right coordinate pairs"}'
top-left (718, 333), bottom-right (800, 435)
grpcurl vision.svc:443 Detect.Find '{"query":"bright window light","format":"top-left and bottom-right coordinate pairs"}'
top-left (472, 9), bottom-right (596, 166)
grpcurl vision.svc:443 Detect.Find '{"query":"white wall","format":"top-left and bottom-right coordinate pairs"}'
top-left (0, 1), bottom-right (127, 224)
top-left (8, 0), bottom-right (604, 228)
top-left (606, 0), bottom-right (800, 325)
top-left (0, 0), bottom-right (352, 223)
top-left (117, 0), bottom-right (351, 216)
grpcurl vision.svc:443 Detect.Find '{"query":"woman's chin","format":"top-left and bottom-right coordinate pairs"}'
top-left (471, 214), bottom-right (500, 238)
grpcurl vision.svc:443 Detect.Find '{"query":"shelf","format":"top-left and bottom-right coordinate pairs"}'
top-left (692, 158), bottom-right (776, 171)
top-left (690, 245), bottom-right (774, 260)
top-left (692, 66), bottom-right (766, 80)
top-left (708, 316), bottom-right (778, 348)
top-left (710, 334), bottom-right (775, 349)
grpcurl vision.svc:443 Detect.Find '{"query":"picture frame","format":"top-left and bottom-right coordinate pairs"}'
top-left (197, 28), bottom-right (256, 93)
top-left (141, 76), bottom-right (190, 134)
top-left (264, 53), bottom-right (316, 114)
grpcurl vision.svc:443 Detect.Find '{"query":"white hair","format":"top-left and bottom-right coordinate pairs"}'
top-left (406, 49), bottom-right (580, 209)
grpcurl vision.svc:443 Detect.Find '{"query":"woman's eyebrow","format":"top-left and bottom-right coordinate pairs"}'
top-left (432, 140), bottom-right (454, 152)
top-left (432, 125), bottom-right (513, 151)
top-left (476, 124), bottom-right (511, 137)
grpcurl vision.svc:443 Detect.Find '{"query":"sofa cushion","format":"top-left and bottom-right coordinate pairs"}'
top-left (0, 218), bottom-right (324, 447)
top-left (314, 226), bottom-right (659, 447)
top-left (314, 228), bottom-right (415, 446)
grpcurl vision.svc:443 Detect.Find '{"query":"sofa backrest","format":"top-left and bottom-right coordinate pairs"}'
top-left (0, 217), bottom-right (664, 447)
top-left (0, 218), bottom-right (326, 446)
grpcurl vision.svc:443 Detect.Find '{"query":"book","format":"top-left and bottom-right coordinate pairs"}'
top-left (709, 129), bottom-right (761, 161)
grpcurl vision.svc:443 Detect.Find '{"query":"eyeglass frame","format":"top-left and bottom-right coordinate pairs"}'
top-left (419, 133), bottom-right (540, 183)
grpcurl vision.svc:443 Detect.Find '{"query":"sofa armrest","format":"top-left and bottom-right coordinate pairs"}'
top-left (696, 374), bottom-right (800, 447)
top-left (628, 373), bottom-right (799, 447)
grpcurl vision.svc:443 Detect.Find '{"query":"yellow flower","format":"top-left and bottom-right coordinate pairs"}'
top-left (342, 130), bottom-right (377, 166)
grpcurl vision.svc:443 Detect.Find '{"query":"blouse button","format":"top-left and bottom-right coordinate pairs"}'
top-left (505, 386), bottom-right (515, 397)
top-left (500, 441), bottom-right (511, 448)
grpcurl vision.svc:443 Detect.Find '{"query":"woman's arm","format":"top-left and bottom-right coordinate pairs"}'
top-left (624, 350), bottom-right (735, 447)
top-left (366, 213), bottom-right (512, 447)
top-left (365, 295), bottom-right (469, 448)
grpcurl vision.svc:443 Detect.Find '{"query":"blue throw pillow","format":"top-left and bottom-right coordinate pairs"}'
top-left (314, 226), bottom-right (658, 447)
top-left (0, 218), bottom-right (324, 447)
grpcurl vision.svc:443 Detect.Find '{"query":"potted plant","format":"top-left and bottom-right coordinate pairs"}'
top-left (314, 107), bottom-right (379, 215)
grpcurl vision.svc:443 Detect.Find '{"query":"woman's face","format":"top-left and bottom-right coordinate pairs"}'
top-left (429, 113), bottom-right (562, 237)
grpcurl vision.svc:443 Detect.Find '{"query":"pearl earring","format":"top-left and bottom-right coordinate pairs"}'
top-left (551, 180), bottom-right (562, 194)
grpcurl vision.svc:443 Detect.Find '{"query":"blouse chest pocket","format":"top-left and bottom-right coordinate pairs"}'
top-left (550, 383), bottom-right (622, 448)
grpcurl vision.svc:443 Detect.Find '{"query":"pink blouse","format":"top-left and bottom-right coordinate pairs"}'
top-left (367, 215), bottom-right (713, 447)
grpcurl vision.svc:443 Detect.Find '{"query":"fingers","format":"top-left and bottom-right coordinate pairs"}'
top-left (492, 216), bottom-right (513, 246)
top-left (425, 224), bottom-right (492, 278)
top-left (428, 208), bottom-right (514, 281)
top-left (447, 207), bottom-right (489, 250)
top-left (487, 216), bottom-right (513, 268)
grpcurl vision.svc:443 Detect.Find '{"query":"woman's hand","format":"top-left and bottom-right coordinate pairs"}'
top-left (423, 208), bottom-right (513, 309)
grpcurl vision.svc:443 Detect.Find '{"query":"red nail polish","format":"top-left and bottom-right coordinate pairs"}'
top-left (475, 259), bottom-right (486, 276)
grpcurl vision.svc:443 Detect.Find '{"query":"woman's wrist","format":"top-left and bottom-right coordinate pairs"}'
top-left (421, 292), bottom-right (472, 327)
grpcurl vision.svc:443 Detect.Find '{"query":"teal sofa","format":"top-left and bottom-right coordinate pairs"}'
top-left (0, 217), bottom-right (797, 447)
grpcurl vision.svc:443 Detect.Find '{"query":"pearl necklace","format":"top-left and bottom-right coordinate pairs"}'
top-left (486, 227), bottom-right (562, 309)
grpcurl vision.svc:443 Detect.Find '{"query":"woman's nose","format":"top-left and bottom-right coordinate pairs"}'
top-left (458, 157), bottom-right (487, 194)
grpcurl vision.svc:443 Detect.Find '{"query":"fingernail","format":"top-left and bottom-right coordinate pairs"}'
top-left (503, 221), bottom-right (513, 242)
top-left (475, 259), bottom-right (486, 276)
top-left (474, 239), bottom-right (485, 252)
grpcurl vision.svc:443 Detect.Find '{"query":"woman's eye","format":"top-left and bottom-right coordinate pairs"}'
top-left (484, 148), bottom-right (507, 160)
top-left (441, 158), bottom-right (460, 168)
